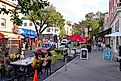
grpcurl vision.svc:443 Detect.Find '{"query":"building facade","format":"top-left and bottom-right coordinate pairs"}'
top-left (0, 0), bottom-right (24, 54)
top-left (108, 0), bottom-right (121, 53)
top-left (65, 21), bottom-right (73, 36)
top-left (18, 20), bottom-right (60, 41)
top-left (0, 0), bottom-right (16, 32)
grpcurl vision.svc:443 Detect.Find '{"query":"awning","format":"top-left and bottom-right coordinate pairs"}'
top-left (98, 28), bottom-right (112, 37)
top-left (105, 32), bottom-right (121, 37)
top-left (0, 31), bottom-right (24, 39)
top-left (18, 28), bottom-right (37, 38)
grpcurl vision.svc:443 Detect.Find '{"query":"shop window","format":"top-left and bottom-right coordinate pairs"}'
top-left (1, 18), bottom-right (6, 28)
top-left (117, 0), bottom-right (121, 6)
top-left (1, 5), bottom-right (6, 9)
top-left (115, 20), bottom-right (119, 32)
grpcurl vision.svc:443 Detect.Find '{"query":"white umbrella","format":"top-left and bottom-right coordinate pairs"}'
top-left (105, 32), bottom-right (121, 37)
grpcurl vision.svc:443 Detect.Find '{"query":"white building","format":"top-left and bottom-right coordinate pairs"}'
top-left (18, 20), bottom-right (60, 40)
top-left (64, 21), bottom-right (73, 36)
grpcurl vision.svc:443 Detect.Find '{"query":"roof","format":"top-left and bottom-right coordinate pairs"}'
top-left (0, 0), bottom-right (16, 8)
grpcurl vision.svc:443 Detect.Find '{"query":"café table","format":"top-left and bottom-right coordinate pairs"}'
top-left (10, 57), bottom-right (34, 66)
top-left (10, 57), bottom-right (35, 79)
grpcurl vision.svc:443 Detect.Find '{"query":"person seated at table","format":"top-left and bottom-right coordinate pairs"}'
top-left (4, 52), bottom-right (13, 76)
top-left (20, 51), bottom-right (25, 60)
top-left (41, 45), bottom-right (54, 68)
top-left (31, 51), bottom-right (42, 75)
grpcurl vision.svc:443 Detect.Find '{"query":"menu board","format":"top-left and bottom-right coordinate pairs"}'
top-left (80, 48), bottom-right (88, 60)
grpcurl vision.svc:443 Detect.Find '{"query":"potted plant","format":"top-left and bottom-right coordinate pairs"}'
top-left (0, 43), bottom-right (9, 64)
top-left (54, 48), bottom-right (64, 60)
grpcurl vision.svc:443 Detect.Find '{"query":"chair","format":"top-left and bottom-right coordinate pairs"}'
top-left (0, 64), bottom-right (5, 77)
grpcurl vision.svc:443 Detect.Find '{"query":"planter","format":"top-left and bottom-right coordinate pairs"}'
top-left (52, 55), bottom-right (57, 64)
top-left (57, 53), bottom-right (64, 60)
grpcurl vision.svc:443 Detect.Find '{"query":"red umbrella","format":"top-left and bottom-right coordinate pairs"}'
top-left (67, 34), bottom-right (87, 42)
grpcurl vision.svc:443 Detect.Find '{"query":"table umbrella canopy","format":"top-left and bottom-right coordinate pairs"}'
top-left (67, 34), bottom-right (87, 42)
top-left (105, 32), bottom-right (121, 37)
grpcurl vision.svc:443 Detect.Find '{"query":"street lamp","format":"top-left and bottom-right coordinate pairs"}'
top-left (89, 27), bottom-right (92, 38)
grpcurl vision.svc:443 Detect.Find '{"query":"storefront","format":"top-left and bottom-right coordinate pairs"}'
top-left (98, 28), bottom-right (112, 43)
top-left (0, 31), bottom-right (24, 54)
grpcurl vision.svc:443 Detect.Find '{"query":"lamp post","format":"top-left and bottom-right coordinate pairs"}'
top-left (89, 27), bottom-right (92, 38)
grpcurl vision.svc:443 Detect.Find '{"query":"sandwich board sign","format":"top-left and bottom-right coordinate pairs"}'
top-left (103, 48), bottom-right (112, 61)
top-left (80, 48), bottom-right (88, 60)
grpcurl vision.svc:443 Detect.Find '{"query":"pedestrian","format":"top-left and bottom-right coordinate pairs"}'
top-left (94, 43), bottom-right (97, 50)
top-left (4, 52), bottom-right (13, 76)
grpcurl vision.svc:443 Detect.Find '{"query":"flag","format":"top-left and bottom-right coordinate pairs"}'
top-left (33, 70), bottom-right (38, 81)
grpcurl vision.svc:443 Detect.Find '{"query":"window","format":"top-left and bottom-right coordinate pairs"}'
top-left (29, 23), bottom-right (32, 26)
top-left (47, 28), bottom-right (50, 32)
top-left (55, 29), bottom-right (58, 33)
top-left (115, 20), bottom-right (119, 32)
top-left (1, 18), bottom-right (6, 28)
top-left (117, 0), bottom-right (121, 6)
top-left (24, 23), bottom-right (27, 26)
top-left (1, 5), bottom-right (6, 9)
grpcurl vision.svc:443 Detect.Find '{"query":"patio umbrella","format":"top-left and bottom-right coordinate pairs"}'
top-left (67, 34), bottom-right (87, 42)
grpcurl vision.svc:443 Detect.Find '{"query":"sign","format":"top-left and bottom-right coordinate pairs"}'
top-left (80, 48), bottom-right (88, 60)
top-left (103, 48), bottom-right (112, 61)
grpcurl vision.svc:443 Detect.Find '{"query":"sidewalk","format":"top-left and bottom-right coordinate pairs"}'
top-left (44, 50), bottom-right (121, 81)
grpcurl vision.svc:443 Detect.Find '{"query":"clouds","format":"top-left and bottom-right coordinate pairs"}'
top-left (48, 0), bottom-right (109, 23)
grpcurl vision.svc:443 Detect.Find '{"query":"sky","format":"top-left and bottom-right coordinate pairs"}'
top-left (9, 0), bottom-right (109, 23)
top-left (48, 0), bottom-right (109, 23)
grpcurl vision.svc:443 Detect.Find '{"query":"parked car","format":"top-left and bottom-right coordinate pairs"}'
top-left (60, 39), bottom-right (70, 45)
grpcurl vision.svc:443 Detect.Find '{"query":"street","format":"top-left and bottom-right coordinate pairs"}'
top-left (44, 50), bottom-right (121, 81)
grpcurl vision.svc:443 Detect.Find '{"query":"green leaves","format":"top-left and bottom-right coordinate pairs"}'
top-left (27, 5), bottom-right (65, 38)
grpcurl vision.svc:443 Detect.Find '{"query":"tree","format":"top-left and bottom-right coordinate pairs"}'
top-left (72, 23), bottom-right (80, 34)
top-left (72, 11), bottom-right (105, 38)
top-left (0, 0), bottom-right (49, 39)
top-left (84, 11), bottom-right (104, 37)
top-left (27, 5), bottom-right (65, 39)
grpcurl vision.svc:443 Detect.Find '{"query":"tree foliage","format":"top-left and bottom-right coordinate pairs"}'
top-left (72, 11), bottom-right (105, 37)
top-left (27, 5), bottom-right (65, 39)
top-left (0, 0), bottom-right (65, 40)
